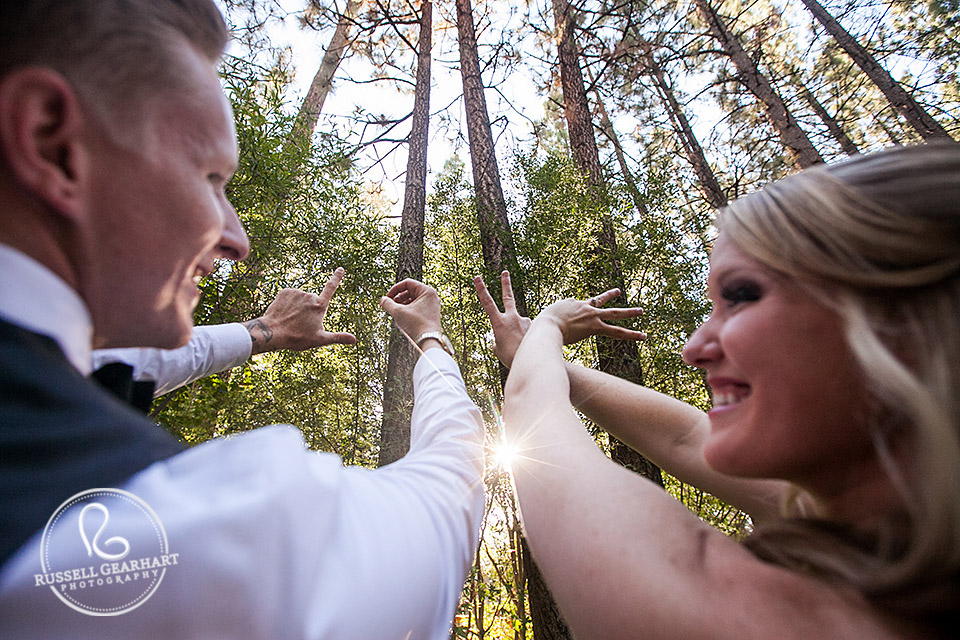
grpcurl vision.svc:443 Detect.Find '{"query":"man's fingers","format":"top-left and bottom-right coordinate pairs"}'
top-left (383, 283), bottom-right (404, 300)
top-left (319, 267), bottom-right (346, 301)
top-left (385, 278), bottom-right (422, 302)
top-left (327, 332), bottom-right (358, 345)
top-left (379, 295), bottom-right (398, 314)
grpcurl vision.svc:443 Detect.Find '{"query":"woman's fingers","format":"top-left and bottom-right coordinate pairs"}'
top-left (501, 271), bottom-right (518, 312)
top-left (473, 276), bottom-right (499, 317)
top-left (587, 288), bottom-right (621, 307)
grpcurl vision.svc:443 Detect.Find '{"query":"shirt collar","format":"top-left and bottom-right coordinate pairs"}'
top-left (0, 243), bottom-right (93, 375)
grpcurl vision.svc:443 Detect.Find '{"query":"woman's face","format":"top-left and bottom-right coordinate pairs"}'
top-left (682, 233), bottom-right (872, 485)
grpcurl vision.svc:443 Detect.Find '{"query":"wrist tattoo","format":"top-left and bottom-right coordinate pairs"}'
top-left (243, 319), bottom-right (274, 349)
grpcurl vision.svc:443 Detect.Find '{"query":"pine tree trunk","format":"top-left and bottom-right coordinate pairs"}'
top-left (799, 0), bottom-right (954, 141)
top-left (645, 50), bottom-right (728, 209)
top-left (455, 0), bottom-right (525, 311)
top-left (291, 0), bottom-right (364, 141)
top-left (378, 0), bottom-right (432, 467)
top-left (554, 0), bottom-right (668, 524)
top-left (457, 1), bottom-right (570, 635)
top-left (584, 65), bottom-right (649, 222)
top-left (796, 79), bottom-right (860, 155)
top-left (552, 0), bottom-right (654, 394)
top-left (521, 538), bottom-right (572, 640)
top-left (693, 0), bottom-right (824, 168)
top-left (877, 114), bottom-right (905, 146)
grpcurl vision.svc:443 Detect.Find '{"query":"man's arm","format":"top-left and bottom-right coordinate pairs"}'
top-left (317, 345), bottom-right (483, 638)
top-left (256, 278), bottom-right (483, 637)
top-left (91, 270), bottom-right (357, 397)
top-left (91, 323), bottom-right (252, 397)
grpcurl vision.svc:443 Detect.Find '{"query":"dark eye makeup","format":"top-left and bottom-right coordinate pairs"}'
top-left (721, 283), bottom-right (761, 305)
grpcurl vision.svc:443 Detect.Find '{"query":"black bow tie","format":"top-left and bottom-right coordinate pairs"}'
top-left (91, 362), bottom-right (156, 414)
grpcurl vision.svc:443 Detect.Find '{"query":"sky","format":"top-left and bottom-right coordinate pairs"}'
top-left (221, 0), bottom-right (551, 213)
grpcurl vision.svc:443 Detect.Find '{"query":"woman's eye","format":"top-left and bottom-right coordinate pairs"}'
top-left (721, 285), bottom-right (761, 306)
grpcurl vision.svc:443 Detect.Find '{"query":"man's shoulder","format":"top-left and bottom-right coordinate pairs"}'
top-left (0, 315), bottom-right (65, 369)
top-left (0, 317), bottom-right (160, 426)
top-left (0, 317), bottom-right (184, 566)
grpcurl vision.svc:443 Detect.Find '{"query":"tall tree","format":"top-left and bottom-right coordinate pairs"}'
top-left (292, 0), bottom-right (365, 141)
top-left (552, 0), bottom-right (662, 477)
top-left (583, 64), bottom-right (650, 221)
top-left (455, 0), bottom-right (525, 304)
top-left (456, 2), bottom-right (574, 637)
top-left (799, 0), bottom-right (955, 141)
top-left (644, 46), bottom-right (729, 209)
top-left (551, 0), bottom-right (642, 383)
top-left (692, 0), bottom-right (824, 167)
top-left (793, 73), bottom-right (860, 156)
top-left (378, 0), bottom-right (433, 466)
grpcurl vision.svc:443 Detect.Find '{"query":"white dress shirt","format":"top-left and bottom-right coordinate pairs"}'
top-left (0, 244), bottom-right (93, 375)
top-left (92, 323), bottom-right (252, 396)
top-left (0, 244), bottom-right (485, 639)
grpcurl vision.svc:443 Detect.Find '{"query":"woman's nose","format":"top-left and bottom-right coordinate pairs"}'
top-left (682, 321), bottom-right (721, 368)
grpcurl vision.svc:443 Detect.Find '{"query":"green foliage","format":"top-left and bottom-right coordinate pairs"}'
top-left (144, 2), bottom-right (960, 636)
top-left (511, 150), bottom-right (605, 306)
top-left (156, 54), bottom-right (395, 467)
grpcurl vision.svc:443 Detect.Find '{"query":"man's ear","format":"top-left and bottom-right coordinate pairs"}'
top-left (0, 67), bottom-right (88, 220)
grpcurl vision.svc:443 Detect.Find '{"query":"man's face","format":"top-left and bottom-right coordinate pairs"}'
top-left (83, 45), bottom-right (249, 349)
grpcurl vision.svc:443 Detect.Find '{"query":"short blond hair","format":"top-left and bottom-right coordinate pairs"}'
top-left (724, 142), bottom-right (960, 625)
top-left (0, 0), bottom-right (228, 134)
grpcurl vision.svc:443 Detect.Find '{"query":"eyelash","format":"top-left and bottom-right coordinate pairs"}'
top-left (721, 284), bottom-right (761, 306)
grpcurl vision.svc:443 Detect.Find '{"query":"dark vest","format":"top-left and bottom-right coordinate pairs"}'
top-left (0, 319), bottom-right (184, 566)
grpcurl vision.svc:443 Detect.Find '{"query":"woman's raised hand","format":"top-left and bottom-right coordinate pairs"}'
top-left (475, 271), bottom-right (646, 366)
top-left (536, 289), bottom-right (646, 345)
top-left (474, 271), bottom-right (531, 368)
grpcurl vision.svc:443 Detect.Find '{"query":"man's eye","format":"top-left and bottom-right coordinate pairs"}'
top-left (721, 285), bottom-right (761, 306)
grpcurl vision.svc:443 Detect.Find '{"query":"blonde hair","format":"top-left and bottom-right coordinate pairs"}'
top-left (721, 142), bottom-right (960, 625)
top-left (0, 1), bottom-right (228, 138)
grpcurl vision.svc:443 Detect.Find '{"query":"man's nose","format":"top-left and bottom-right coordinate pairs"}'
top-left (217, 203), bottom-right (250, 261)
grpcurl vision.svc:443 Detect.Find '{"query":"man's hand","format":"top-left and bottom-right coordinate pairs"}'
top-left (473, 271), bottom-right (531, 368)
top-left (243, 268), bottom-right (357, 355)
top-left (380, 279), bottom-right (443, 343)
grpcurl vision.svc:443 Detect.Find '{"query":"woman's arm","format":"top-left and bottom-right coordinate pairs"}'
top-left (564, 361), bottom-right (788, 521)
top-left (476, 272), bottom-right (787, 521)
top-left (503, 307), bottom-right (900, 640)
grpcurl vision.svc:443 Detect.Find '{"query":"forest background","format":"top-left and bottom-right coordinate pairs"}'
top-left (154, 0), bottom-right (960, 637)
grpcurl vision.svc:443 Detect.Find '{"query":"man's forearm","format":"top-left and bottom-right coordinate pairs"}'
top-left (91, 323), bottom-right (253, 397)
top-left (242, 318), bottom-right (274, 356)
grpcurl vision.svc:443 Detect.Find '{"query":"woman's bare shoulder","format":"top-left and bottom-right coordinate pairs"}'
top-left (697, 532), bottom-right (941, 640)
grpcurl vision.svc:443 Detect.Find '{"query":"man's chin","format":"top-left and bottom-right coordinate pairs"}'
top-left (94, 317), bottom-right (192, 350)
